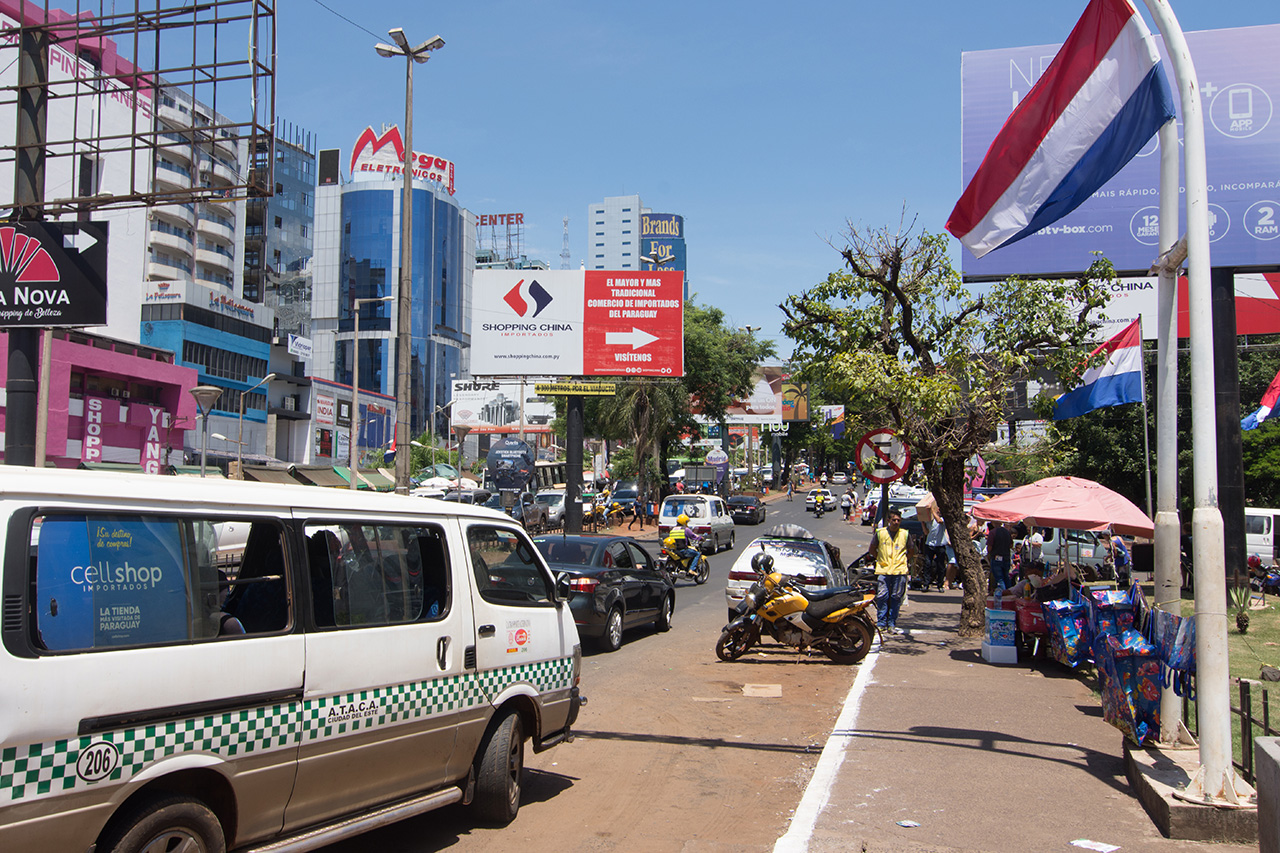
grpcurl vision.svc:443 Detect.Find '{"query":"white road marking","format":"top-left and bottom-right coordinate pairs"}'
top-left (773, 648), bottom-right (879, 853)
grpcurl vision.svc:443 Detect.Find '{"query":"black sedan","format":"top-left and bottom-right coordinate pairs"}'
top-left (533, 534), bottom-right (674, 652)
top-left (728, 495), bottom-right (766, 525)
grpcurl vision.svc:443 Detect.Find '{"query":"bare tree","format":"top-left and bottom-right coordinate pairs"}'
top-left (783, 218), bottom-right (1112, 636)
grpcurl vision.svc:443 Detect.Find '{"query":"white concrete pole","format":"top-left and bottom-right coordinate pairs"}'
top-left (1151, 117), bottom-right (1185, 744)
top-left (1140, 0), bottom-right (1246, 803)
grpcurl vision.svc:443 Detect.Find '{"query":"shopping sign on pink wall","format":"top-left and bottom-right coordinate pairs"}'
top-left (78, 397), bottom-right (173, 473)
top-left (80, 396), bottom-right (115, 463)
top-left (128, 403), bottom-right (168, 474)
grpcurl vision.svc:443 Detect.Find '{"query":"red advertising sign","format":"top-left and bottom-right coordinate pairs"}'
top-left (581, 271), bottom-right (683, 377)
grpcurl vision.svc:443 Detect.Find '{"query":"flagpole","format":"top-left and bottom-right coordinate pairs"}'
top-left (1138, 315), bottom-right (1153, 520)
top-left (1140, 0), bottom-right (1245, 805)
top-left (1151, 117), bottom-right (1187, 748)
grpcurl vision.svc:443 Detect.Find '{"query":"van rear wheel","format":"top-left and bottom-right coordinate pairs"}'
top-left (100, 795), bottom-right (225, 853)
top-left (473, 711), bottom-right (524, 826)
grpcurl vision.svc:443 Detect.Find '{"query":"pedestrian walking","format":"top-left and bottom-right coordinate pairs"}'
top-left (864, 508), bottom-right (913, 635)
top-left (786, 479), bottom-right (794, 501)
top-left (987, 520), bottom-right (1013, 604)
top-left (840, 490), bottom-right (853, 522)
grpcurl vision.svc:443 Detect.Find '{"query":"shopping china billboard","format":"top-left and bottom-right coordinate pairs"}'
top-left (349, 125), bottom-right (455, 194)
top-left (470, 270), bottom-right (684, 377)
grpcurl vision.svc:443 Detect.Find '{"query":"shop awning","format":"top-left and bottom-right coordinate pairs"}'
top-left (290, 466), bottom-right (351, 488)
top-left (358, 469), bottom-right (395, 491)
top-left (243, 466), bottom-right (301, 486)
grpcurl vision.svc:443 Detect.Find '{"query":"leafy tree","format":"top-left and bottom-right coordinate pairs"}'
top-left (782, 220), bottom-right (1112, 637)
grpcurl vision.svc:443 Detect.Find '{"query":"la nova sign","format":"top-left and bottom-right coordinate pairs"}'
top-left (350, 125), bottom-right (456, 195)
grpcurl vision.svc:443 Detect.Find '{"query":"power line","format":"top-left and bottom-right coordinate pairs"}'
top-left (304, 0), bottom-right (384, 40)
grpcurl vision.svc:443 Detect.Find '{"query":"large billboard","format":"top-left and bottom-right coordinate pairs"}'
top-left (1099, 272), bottom-right (1280, 339)
top-left (470, 269), bottom-right (684, 377)
top-left (450, 379), bottom-right (554, 434)
top-left (691, 365), bottom-right (789, 427)
top-left (959, 24), bottom-right (1280, 280)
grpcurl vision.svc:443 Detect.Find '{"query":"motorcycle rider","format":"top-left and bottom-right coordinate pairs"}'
top-left (664, 513), bottom-right (703, 576)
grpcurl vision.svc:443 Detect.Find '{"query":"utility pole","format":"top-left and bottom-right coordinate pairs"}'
top-left (7, 25), bottom-right (49, 467)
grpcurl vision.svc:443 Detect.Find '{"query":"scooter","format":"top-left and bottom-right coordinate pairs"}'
top-left (660, 530), bottom-right (711, 584)
top-left (716, 551), bottom-right (877, 664)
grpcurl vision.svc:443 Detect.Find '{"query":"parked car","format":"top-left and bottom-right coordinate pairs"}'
top-left (437, 487), bottom-right (492, 505)
top-left (484, 491), bottom-right (550, 532)
top-left (805, 488), bottom-right (837, 512)
top-left (725, 526), bottom-right (847, 621)
top-left (536, 489), bottom-right (566, 528)
top-left (875, 497), bottom-right (927, 545)
top-left (657, 494), bottom-right (736, 553)
top-left (610, 486), bottom-right (640, 516)
top-left (728, 495), bottom-right (766, 525)
top-left (534, 534), bottom-right (674, 651)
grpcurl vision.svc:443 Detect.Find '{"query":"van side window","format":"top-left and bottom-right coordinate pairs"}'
top-left (31, 513), bottom-right (290, 653)
top-left (468, 526), bottom-right (553, 606)
top-left (304, 522), bottom-right (449, 627)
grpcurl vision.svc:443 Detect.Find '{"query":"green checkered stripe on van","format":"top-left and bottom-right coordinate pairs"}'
top-left (0, 657), bottom-right (574, 807)
top-left (298, 657), bottom-right (575, 742)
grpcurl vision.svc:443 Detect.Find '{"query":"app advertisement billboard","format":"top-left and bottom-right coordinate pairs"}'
top-left (959, 24), bottom-right (1280, 281)
top-left (471, 269), bottom-right (683, 377)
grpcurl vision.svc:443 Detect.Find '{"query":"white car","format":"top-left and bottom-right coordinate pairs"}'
top-left (830, 472), bottom-right (849, 485)
top-left (725, 531), bottom-right (846, 621)
top-left (805, 488), bottom-right (836, 512)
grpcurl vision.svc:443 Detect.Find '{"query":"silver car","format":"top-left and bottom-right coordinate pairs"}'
top-left (725, 530), bottom-right (846, 621)
top-left (536, 490), bottom-right (566, 529)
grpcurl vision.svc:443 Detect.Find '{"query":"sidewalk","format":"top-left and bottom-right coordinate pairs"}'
top-left (781, 590), bottom-right (1257, 853)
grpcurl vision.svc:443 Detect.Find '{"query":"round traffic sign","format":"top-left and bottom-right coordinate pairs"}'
top-left (855, 428), bottom-right (911, 484)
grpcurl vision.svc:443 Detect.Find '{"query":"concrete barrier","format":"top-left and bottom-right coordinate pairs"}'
top-left (1261, 737), bottom-right (1280, 853)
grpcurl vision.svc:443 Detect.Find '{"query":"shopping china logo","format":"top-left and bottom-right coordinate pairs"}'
top-left (504, 278), bottom-right (553, 318)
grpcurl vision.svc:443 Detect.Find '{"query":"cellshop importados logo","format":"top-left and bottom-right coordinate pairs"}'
top-left (503, 278), bottom-right (553, 318)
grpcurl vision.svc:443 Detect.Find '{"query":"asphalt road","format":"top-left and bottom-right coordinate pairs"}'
top-left (321, 492), bottom-right (873, 852)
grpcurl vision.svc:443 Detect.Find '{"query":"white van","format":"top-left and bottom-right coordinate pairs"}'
top-left (657, 493), bottom-right (735, 553)
top-left (0, 468), bottom-right (583, 851)
top-left (1245, 507), bottom-right (1280, 563)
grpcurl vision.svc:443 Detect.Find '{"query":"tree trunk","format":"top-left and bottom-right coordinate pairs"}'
top-left (936, 454), bottom-right (987, 638)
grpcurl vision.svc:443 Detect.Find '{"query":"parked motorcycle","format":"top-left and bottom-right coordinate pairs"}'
top-left (716, 551), bottom-right (877, 664)
top-left (661, 529), bottom-right (712, 584)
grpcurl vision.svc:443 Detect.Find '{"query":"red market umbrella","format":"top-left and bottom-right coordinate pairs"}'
top-left (969, 475), bottom-right (1153, 538)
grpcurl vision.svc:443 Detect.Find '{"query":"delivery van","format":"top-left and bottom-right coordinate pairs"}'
top-left (1245, 507), bottom-right (1280, 563)
top-left (0, 467), bottom-right (583, 852)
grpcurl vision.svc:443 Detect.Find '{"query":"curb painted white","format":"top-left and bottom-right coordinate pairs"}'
top-left (773, 647), bottom-right (879, 853)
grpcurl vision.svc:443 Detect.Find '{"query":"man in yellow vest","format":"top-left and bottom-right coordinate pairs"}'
top-left (863, 508), bottom-right (914, 635)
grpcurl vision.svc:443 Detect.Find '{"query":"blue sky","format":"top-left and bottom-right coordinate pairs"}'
top-left (280, 0), bottom-right (1279, 355)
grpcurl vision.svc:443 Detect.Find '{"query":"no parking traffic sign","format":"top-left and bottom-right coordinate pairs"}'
top-left (856, 428), bottom-right (911, 484)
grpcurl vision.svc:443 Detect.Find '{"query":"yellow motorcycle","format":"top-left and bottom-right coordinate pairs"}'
top-left (716, 551), bottom-right (877, 664)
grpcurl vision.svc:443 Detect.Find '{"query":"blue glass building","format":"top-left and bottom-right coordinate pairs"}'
top-left (312, 158), bottom-right (474, 460)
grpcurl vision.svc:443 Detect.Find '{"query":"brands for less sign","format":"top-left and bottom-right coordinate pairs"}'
top-left (349, 125), bottom-right (455, 195)
top-left (470, 270), bottom-right (684, 377)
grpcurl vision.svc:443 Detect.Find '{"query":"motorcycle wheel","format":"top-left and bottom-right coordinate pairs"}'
top-left (822, 616), bottom-right (874, 664)
top-left (715, 622), bottom-right (755, 661)
top-left (695, 557), bottom-right (711, 585)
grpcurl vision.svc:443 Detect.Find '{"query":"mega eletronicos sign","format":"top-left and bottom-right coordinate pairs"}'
top-left (349, 125), bottom-right (455, 195)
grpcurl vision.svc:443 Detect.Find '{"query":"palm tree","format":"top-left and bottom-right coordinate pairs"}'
top-left (597, 378), bottom-right (685, 507)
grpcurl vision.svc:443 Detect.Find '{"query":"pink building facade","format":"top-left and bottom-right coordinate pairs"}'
top-left (0, 331), bottom-right (199, 471)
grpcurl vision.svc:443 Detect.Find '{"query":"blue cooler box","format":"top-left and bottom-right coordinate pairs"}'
top-left (985, 608), bottom-right (1017, 646)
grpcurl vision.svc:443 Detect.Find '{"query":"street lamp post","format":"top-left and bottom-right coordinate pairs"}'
top-left (237, 373), bottom-right (277, 480)
top-left (350, 295), bottom-right (395, 490)
top-left (189, 385), bottom-right (223, 478)
top-left (375, 28), bottom-right (445, 495)
top-left (739, 326), bottom-right (762, 488)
